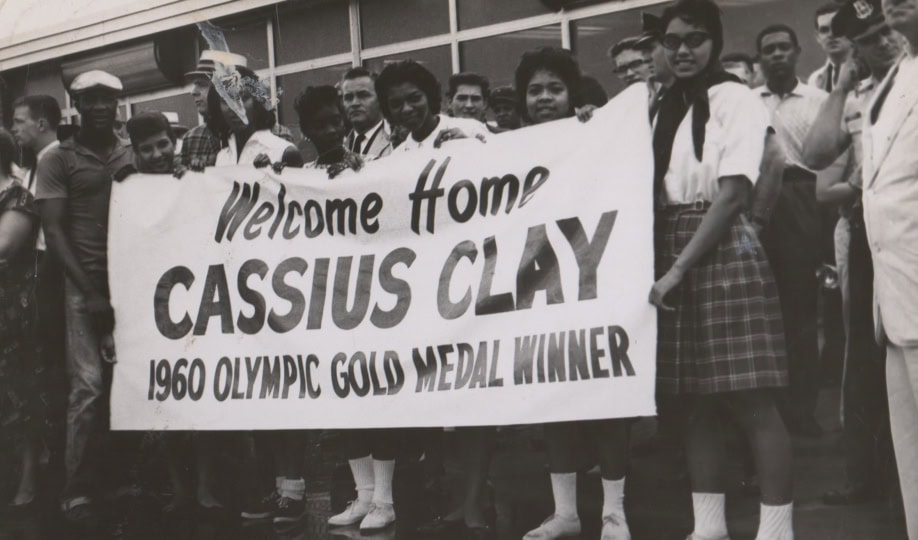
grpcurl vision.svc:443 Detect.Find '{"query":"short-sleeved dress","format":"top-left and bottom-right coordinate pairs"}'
top-left (654, 82), bottom-right (788, 395)
top-left (0, 182), bottom-right (51, 447)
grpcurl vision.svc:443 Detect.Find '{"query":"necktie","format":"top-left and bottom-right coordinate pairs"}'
top-left (352, 133), bottom-right (366, 154)
top-left (28, 167), bottom-right (36, 191)
top-left (825, 64), bottom-right (834, 93)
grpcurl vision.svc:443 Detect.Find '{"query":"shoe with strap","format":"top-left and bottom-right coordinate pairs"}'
top-left (601, 514), bottom-right (631, 540)
top-left (273, 496), bottom-right (306, 524)
top-left (523, 514), bottom-right (581, 539)
top-left (328, 499), bottom-right (373, 527)
top-left (359, 502), bottom-right (396, 531)
top-left (241, 490), bottom-right (279, 520)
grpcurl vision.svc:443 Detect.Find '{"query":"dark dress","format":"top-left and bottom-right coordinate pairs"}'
top-left (0, 182), bottom-right (49, 449)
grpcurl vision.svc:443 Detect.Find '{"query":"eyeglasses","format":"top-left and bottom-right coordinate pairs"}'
top-left (613, 58), bottom-right (651, 74)
top-left (760, 42), bottom-right (795, 56)
top-left (661, 32), bottom-right (711, 51)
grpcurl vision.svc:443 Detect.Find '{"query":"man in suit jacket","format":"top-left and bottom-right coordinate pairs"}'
top-left (863, 1), bottom-right (918, 535)
top-left (341, 67), bottom-right (391, 159)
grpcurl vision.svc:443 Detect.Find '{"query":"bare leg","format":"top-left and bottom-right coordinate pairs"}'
top-left (194, 434), bottom-right (223, 508)
top-left (727, 390), bottom-right (792, 504)
top-left (13, 437), bottom-right (40, 505)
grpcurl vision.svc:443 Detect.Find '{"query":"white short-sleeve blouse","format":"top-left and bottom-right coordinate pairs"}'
top-left (660, 81), bottom-right (770, 205)
top-left (215, 129), bottom-right (295, 166)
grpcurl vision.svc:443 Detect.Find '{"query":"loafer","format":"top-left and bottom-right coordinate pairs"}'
top-left (359, 502), bottom-right (395, 531)
top-left (328, 499), bottom-right (372, 527)
top-left (601, 514), bottom-right (631, 540)
top-left (523, 514), bottom-right (581, 539)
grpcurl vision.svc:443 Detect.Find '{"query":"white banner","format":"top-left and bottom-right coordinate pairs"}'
top-left (109, 85), bottom-right (657, 430)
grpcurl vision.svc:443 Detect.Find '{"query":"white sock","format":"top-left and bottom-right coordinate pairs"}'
top-left (275, 476), bottom-right (283, 493)
top-left (280, 477), bottom-right (306, 501)
top-left (756, 502), bottom-right (793, 540)
top-left (348, 456), bottom-right (375, 504)
top-left (371, 459), bottom-right (395, 505)
top-left (550, 472), bottom-right (578, 519)
top-left (691, 492), bottom-right (727, 539)
top-left (601, 477), bottom-right (626, 520)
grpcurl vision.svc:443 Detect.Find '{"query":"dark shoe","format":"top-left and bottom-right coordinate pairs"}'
top-left (466, 525), bottom-right (495, 540)
top-left (63, 502), bottom-right (99, 530)
top-left (241, 490), bottom-right (279, 520)
top-left (822, 484), bottom-right (881, 505)
top-left (416, 515), bottom-right (464, 536)
top-left (273, 496), bottom-right (306, 524)
top-left (7, 497), bottom-right (40, 518)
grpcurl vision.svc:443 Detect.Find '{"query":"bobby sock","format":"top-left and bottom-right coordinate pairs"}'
top-left (371, 459), bottom-right (395, 505)
top-left (550, 472), bottom-right (578, 519)
top-left (691, 492), bottom-right (727, 539)
top-left (280, 477), bottom-right (306, 501)
top-left (348, 456), bottom-right (375, 504)
top-left (756, 502), bottom-right (793, 540)
top-left (601, 477), bottom-right (626, 520)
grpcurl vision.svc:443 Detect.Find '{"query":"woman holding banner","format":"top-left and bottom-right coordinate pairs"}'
top-left (515, 47), bottom-right (633, 540)
top-left (647, 0), bottom-right (793, 538)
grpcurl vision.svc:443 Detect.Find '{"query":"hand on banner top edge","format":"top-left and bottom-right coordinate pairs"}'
top-left (327, 151), bottom-right (365, 179)
top-left (649, 266), bottom-right (685, 312)
top-left (112, 164), bottom-right (138, 182)
top-left (173, 164), bottom-right (189, 179)
top-left (576, 104), bottom-right (597, 123)
top-left (100, 333), bottom-right (117, 364)
top-left (432, 127), bottom-right (486, 148)
top-left (252, 153), bottom-right (272, 169)
top-left (271, 161), bottom-right (287, 174)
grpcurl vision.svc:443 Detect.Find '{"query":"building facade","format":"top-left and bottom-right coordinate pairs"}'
top-left (0, 0), bottom-right (830, 139)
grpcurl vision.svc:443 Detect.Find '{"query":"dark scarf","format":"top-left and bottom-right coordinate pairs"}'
top-left (651, 66), bottom-right (740, 206)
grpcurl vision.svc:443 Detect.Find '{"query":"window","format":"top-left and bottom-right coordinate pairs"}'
top-left (131, 94), bottom-right (199, 131)
top-left (274, 1), bottom-right (350, 66)
top-left (359, 0), bottom-right (450, 48)
top-left (364, 46), bottom-right (452, 109)
top-left (571, 10), bottom-right (644, 99)
top-left (456, 0), bottom-right (553, 30)
top-left (459, 25), bottom-right (563, 88)
top-left (217, 17), bottom-right (270, 70)
top-left (277, 64), bottom-right (352, 130)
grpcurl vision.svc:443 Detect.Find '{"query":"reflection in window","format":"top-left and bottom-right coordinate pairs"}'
top-left (132, 94), bottom-right (199, 130)
top-left (277, 65), bottom-right (352, 134)
top-left (216, 17), bottom-right (270, 70)
top-left (459, 26), bottom-right (562, 88)
top-left (456, 0), bottom-right (553, 30)
top-left (360, 0), bottom-right (450, 49)
top-left (571, 11), bottom-right (644, 99)
top-left (274, 1), bottom-right (350, 65)
top-left (364, 46), bottom-right (452, 111)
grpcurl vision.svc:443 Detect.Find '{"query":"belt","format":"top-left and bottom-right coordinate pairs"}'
top-left (658, 200), bottom-right (712, 214)
top-left (783, 165), bottom-right (817, 183)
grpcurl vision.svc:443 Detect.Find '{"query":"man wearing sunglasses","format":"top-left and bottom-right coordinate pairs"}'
top-left (802, 0), bottom-right (902, 509)
top-left (607, 36), bottom-right (655, 86)
top-left (809, 3), bottom-right (856, 92)
top-left (756, 23), bottom-right (850, 440)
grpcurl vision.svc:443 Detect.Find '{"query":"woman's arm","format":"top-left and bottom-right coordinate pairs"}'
top-left (0, 210), bottom-right (34, 267)
top-left (649, 175), bottom-right (750, 310)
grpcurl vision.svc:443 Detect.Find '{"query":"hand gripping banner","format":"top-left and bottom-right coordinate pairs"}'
top-left (108, 85), bottom-right (656, 430)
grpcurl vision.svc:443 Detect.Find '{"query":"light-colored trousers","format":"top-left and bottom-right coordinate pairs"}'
top-left (887, 343), bottom-right (918, 539)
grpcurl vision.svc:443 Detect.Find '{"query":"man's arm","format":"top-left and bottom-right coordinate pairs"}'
top-left (803, 59), bottom-right (859, 170)
top-left (38, 199), bottom-right (102, 299)
top-left (749, 130), bottom-right (785, 233)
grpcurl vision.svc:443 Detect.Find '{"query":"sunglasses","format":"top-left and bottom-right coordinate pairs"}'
top-left (661, 32), bottom-right (711, 51)
top-left (613, 58), bottom-right (651, 74)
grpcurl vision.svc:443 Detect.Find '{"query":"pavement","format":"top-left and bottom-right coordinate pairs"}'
top-left (0, 387), bottom-right (908, 539)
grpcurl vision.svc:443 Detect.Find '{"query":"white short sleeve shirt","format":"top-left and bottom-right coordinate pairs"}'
top-left (661, 82), bottom-right (770, 205)
top-left (398, 115), bottom-right (489, 152)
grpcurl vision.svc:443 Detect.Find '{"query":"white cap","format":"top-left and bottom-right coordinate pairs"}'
top-left (70, 70), bottom-right (123, 94)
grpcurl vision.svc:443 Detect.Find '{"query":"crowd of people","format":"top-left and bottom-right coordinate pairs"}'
top-left (1, 0), bottom-right (917, 538)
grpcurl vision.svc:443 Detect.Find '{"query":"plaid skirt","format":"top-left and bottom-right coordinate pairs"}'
top-left (655, 205), bottom-right (788, 395)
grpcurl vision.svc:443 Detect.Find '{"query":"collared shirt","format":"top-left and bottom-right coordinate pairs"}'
top-left (21, 139), bottom-right (60, 251)
top-left (660, 82), bottom-right (769, 205)
top-left (758, 80), bottom-right (828, 170)
top-left (347, 120), bottom-right (390, 158)
top-left (35, 138), bottom-right (133, 295)
top-left (179, 122), bottom-right (297, 168)
top-left (215, 129), bottom-right (296, 166)
top-left (397, 115), bottom-right (490, 152)
top-left (808, 61), bottom-right (841, 93)
top-left (840, 77), bottom-right (879, 190)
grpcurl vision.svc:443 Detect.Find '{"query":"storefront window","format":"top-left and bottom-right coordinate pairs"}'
top-left (274, 1), bottom-right (350, 66)
top-left (456, 0), bottom-right (553, 30)
top-left (459, 25), bottom-right (562, 88)
top-left (364, 46), bottom-right (452, 109)
top-left (359, 0), bottom-right (450, 49)
top-left (571, 10), bottom-right (643, 99)
top-left (217, 17), bottom-right (270, 70)
top-left (131, 94), bottom-right (199, 131)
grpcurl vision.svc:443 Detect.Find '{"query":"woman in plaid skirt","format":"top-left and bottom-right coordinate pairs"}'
top-left (648, 1), bottom-right (793, 539)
